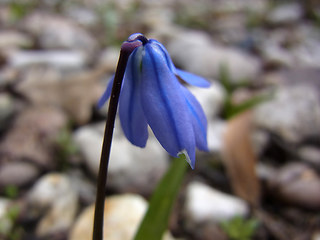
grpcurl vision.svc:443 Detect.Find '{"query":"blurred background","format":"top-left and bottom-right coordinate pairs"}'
top-left (0, 0), bottom-right (319, 239)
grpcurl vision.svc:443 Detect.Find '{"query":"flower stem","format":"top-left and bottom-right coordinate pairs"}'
top-left (92, 40), bottom-right (142, 240)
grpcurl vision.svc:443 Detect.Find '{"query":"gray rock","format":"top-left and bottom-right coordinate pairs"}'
top-left (188, 82), bottom-right (225, 119)
top-left (22, 12), bottom-right (97, 56)
top-left (27, 173), bottom-right (78, 237)
top-left (0, 106), bottom-right (68, 168)
top-left (267, 3), bottom-right (303, 25)
top-left (15, 65), bottom-right (104, 124)
top-left (73, 122), bottom-right (169, 195)
top-left (268, 163), bottom-right (320, 210)
top-left (0, 31), bottom-right (32, 49)
top-left (254, 85), bottom-right (320, 143)
top-left (291, 37), bottom-right (320, 68)
top-left (67, 170), bottom-right (96, 205)
top-left (167, 30), bottom-right (261, 82)
top-left (298, 146), bottom-right (320, 168)
top-left (0, 67), bottom-right (18, 87)
top-left (63, 6), bottom-right (98, 27)
top-left (0, 162), bottom-right (40, 189)
top-left (184, 181), bottom-right (249, 228)
top-left (259, 24), bottom-right (320, 68)
top-left (8, 50), bottom-right (87, 69)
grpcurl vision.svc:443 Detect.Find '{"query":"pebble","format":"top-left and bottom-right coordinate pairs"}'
top-left (8, 50), bottom-right (87, 69)
top-left (268, 163), bottom-right (320, 210)
top-left (22, 12), bottom-right (97, 56)
top-left (167, 30), bottom-right (261, 82)
top-left (188, 82), bottom-right (225, 119)
top-left (27, 173), bottom-right (78, 237)
top-left (267, 3), bottom-right (303, 25)
top-left (184, 181), bottom-right (249, 228)
top-left (0, 106), bottom-right (68, 168)
top-left (0, 30), bottom-right (32, 49)
top-left (298, 146), bottom-right (320, 168)
top-left (0, 162), bottom-right (39, 189)
top-left (207, 120), bottom-right (227, 153)
top-left (73, 122), bottom-right (169, 195)
top-left (69, 194), bottom-right (176, 240)
top-left (253, 85), bottom-right (320, 143)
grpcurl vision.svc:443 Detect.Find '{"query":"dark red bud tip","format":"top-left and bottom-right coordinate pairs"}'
top-left (127, 33), bottom-right (149, 45)
top-left (120, 40), bottom-right (142, 55)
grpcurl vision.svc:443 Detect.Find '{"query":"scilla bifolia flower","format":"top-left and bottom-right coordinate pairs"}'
top-left (99, 33), bottom-right (210, 169)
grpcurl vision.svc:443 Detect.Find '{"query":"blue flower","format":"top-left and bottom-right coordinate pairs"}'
top-left (98, 33), bottom-right (210, 169)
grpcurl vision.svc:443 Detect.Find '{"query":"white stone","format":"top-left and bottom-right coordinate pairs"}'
top-left (27, 173), bottom-right (78, 237)
top-left (184, 181), bottom-right (249, 226)
top-left (188, 81), bottom-right (225, 119)
top-left (22, 12), bottom-right (97, 55)
top-left (254, 85), bottom-right (320, 143)
top-left (8, 50), bottom-right (86, 69)
top-left (267, 3), bottom-right (302, 24)
top-left (207, 120), bottom-right (227, 153)
top-left (69, 194), bottom-right (176, 240)
top-left (0, 31), bottom-right (32, 49)
top-left (73, 122), bottom-right (169, 195)
top-left (167, 30), bottom-right (261, 82)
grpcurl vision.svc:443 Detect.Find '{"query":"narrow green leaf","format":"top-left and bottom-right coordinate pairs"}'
top-left (227, 92), bottom-right (272, 119)
top-left (134, 154), bottom-right (189, 240)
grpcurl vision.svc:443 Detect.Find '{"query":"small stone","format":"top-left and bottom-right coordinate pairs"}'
top-left (167, 30), bottom-right (261, 82)
top-left (188, 82), bottom-right (226, 119)
top-left (0, 106), bottom-right (68, 168)
top-left (63, 6), bottom-right (98, 27)
top-left (0, 30), bottom-right (32, 49)
top-left (267, 3), bottom-right (303, 25)
top-left (253, 85), bottom-right (320, 143)
top-left (73, 122), bottom-right (169, 195)
top-left (67, 170), bottom-right (96, 205)
top-left (22, 12), bottom-right (97, 56)
top-left (27, 173), bottom-right (78, 237)
top-left (298, 146), bottom-right (320, 168)
top-left (184, 181), bottom-right (249, 227)
top-left (69, 194), bottom-right (175, 240)
top-left (8, 50), bottom-right (87, 69)
top-left (268, 163), bottom-right (320, 210)
top-left (207, 120), bottom-right (227, 153)
top-left (0, 162), bottom-right (39, 189)
top-left (15, 66), bottom-right (103, 124)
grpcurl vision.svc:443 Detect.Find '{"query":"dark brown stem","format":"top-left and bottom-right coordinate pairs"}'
top-left (92, 40), bottom-right (142, 240)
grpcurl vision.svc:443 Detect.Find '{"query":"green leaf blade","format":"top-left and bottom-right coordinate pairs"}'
top-left (134, 155), bottom-right (189, 240)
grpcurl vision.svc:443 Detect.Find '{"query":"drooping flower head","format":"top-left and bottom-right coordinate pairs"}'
top-left (98, 33), bottom-right (210, 169)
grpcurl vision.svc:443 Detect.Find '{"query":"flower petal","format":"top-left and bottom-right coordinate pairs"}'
top-left (181, 86), bottom-right (209, 151)
top-left (176, 69), bottom-right (211, 88)
top-left (119, 47), bottom-right (148, 147)
top-left (149, 39), bottom-right (210, 88)
top-left (97, 75), bottom-right (114, 108)
top-left (140, 43), bottom-right (196, 168)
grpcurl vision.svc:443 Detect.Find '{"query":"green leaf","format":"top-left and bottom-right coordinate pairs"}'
top-left (226, 92), bottom-right (272, 119)
top-left (134, 154), bottom-right (189, 240)
top-left (221, 216), bottom-right (259, 240)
